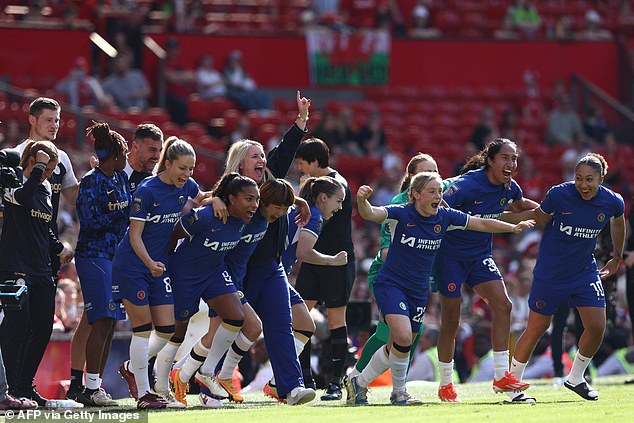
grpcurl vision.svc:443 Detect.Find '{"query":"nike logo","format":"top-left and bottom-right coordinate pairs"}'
top-left (107, 189), bottom-right (115, 195)
top-left (474, 200), bottom-right (484, 204)
top-left (562, 211), bottom-right (573, 215)
top-left (225, 283), bottom-right (234, 287)
top-left (211, 228), bottom-right (221, 233)
top-left (406, 223), bottom-right (416, 227)
top-left (153, 203), bottom-right (160, 207)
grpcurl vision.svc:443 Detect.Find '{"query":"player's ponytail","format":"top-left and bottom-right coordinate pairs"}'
top-left (157, 137), bottom-right (195, 174)
top-left (213, 172), bottom-right (258, 204)
top-left (86, 121), bottom-right (126, 161)
top-left (400, 153), bottom-right (437, 192)
top-left (298, 176), bottom-right (343, 206)
top-left (462, 138), bottom-right (517, 174)
top-left (576, 153), bottom-right (608, 177)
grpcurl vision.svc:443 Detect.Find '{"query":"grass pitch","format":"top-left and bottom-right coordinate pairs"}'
top-left (102, 376), bottom-right (634, 423)
top-left (5, 376), bottom-right (629, 423)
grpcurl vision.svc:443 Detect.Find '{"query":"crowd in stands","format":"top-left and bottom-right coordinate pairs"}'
top-left (1, 1), bottom-right (632, 40)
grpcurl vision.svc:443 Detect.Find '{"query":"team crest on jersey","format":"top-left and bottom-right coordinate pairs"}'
top-left (434, 224), bottom-right (441, 234)
top-left (447, 282), bottom-right (457, 292)
top-left (237, 290), bottom-right (244, 299)
top-left (444, 184), bottom-right (459, 197)
top-left (597, 213), bottom-right (605, 222)
top-left (399, 302), bottom-right (407, 311)
top-left (132, 198), bottom-right (142, 214)
top-left (180, 310), bottom-right (189, 318)
top-left (178, 195), bottom-right (186, 204)
top-left (500, 198), bottom-right (507, 207)
top-left (108, 302), bottom-right (116, 311)
top-left (137, 290), bottom-right (146, 300)
top-left (535, 300), bottom-right (545, 309)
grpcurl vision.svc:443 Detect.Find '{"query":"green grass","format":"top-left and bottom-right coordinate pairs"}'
top-left (8, 377), bottom-right (630, 423)
top-left (157, 376), bottom-right (632, 423)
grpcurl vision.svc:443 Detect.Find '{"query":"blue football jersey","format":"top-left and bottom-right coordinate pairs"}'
top-left (282, 205), bottom-right (324, 273)
top-left (225, 212), bottom-right (269, 284)
top-left (76, 168), bottom-right (131, 260)
top-left (169, 206), bottom-right (247, 279)
top-left (533, 183), bottom-right (624, 282)
top-left (438, 168), bottom-right (523, 259)
top-left (115, 176), bottom-right (199, 271)
top-left (378, 204), bottom-right (469, 293)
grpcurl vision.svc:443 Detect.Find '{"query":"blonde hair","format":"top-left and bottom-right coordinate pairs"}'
top-left (225, 140), bottom-right (271, 183)
top-left (408, 171), bottom-right (442, 203)
top-left (156, 137), bottom-right (195, 174)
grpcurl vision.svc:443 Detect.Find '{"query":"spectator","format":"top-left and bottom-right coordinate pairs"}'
top-left (223, 50), bottom-right (272, 111)
top-left (195, 54), bottom-right (226, 100)
top-left (506, 0), bottom-right (541, 38)
top-left (577, 10), bottom-right (612, 41)
top-left (409, 0), bottom-right (441, 38)
top-left (229, 115), bottom-right (251, 145)
top-left (55, 57), bottom-right (111, 109)
top-left (553, 15), bottom-right (574, 40)
top-left (469, 107), bottom-right (498, 150)
top-left (582, 104), bottom-right (609, 144)
top-left (546, 97), bottom-right (583, 146)
top-left (164, 37), bottom-right (196, 125)
top-left (356, 110), bottom-right (386, 156)
top-left (102, 54), bottom-right (151, 110)
top-left (375, 0), bottom-right (406, 36)
top-left (408, 326), bottom-right (441, 382)
top-left (494, 15), bottom-right (520, 40)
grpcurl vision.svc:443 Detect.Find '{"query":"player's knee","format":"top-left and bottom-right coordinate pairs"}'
top-left (391, 341), bottom-right (411, 355)
top-left (584, 320), bottom-right (605, 338)
top-left (222, 318), bottom-right (244, 331)
top-left (491, 297), bottom-right (512, 315)
top-left (155, 324), bottom-right (176, 338)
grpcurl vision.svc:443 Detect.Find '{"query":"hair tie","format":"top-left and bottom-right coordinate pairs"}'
top-left (95, 148), bottom-right (111, 160)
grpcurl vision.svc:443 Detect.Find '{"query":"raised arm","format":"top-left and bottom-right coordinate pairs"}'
top-left (356, 185), bottom-right (388, 223)
top-left (266, 91), bottom-right (311, 179)
top-left (467, 216), bottom-right (535, 234)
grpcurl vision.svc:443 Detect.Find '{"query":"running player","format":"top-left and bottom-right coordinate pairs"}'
top-left (172, 93), bottom-right (313, 405)
top-left (259, 176), bottom-right (348, 400)
top-left (112, 138), bottom-right (208, 409)
top-left (346, 172), bottom-right (534, 405)
top-left (351, 153), bottom-right (439, 378)
top-left (73, 122), bottom-right (130, 407)
top-left (433, 138), bottom-right (539, 402)
top-left (155, 173), bottom-right (259, 406)
top-left (294, 138), bottom-right (355, 400)
top-left (508, 153), bottom-right (625, 402)
top-left (173, 179), bottom-right (299, 406)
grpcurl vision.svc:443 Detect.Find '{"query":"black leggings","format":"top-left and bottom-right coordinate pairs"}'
top-left (0, 274), bottom-right (55, 393)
